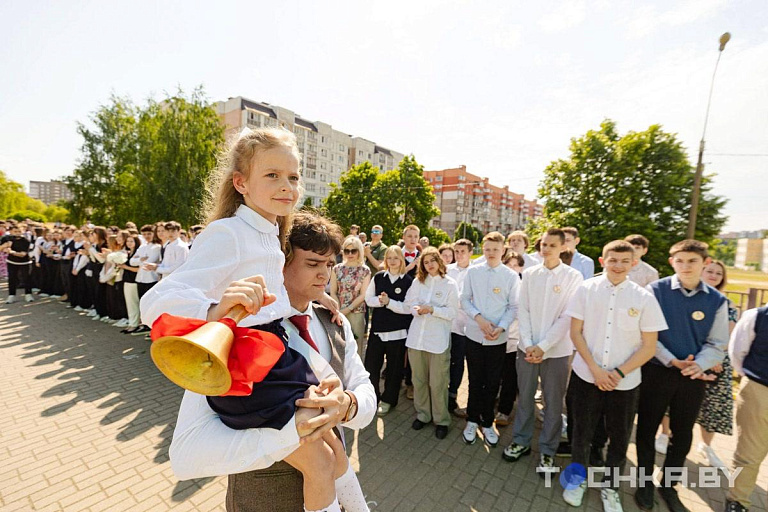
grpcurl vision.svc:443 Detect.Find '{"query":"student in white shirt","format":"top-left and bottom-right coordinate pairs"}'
top-left (364, 245), bottom-right (414, 416)
top-left (141, 128), bottom-right (360, 512)
top-left (495, 250), bottom-right (525, 426)
top-left (387, 247), bottom-right (459, 439)
top-left (563, 227), bottom-right (595, 280)
top-left (503, 228), bottom-right (583, 476)
top-left (561, 240), bottom-right (668, 511)
top-left (129, 225), bottom-right (162, 335)
top-left (447, 238), bottom-right (474, 415)
top-left (460, 232), bottom-right (519, 448)
top-left (144, 221), bottom-right (189, 278)
top-left (625, 234), bottom-right (660, 287)
top-left (506, 231), bottom-right (538, 270)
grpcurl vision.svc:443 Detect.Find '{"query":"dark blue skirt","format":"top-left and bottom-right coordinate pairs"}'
top-left (207, 319), bottom-right (319, 430)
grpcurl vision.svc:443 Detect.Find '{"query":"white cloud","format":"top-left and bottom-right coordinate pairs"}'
top-left (538, 0), bottom-right (587, 33)
top-left (626, 0), bottom-right (732, 38)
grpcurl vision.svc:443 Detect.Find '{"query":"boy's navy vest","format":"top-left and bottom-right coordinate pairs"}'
top-left (649, 276), bottom-right (726, 364)
top-left (370, 271), bottom-right (414, 334)
top-left (744, 306), bottom-right (768, 387)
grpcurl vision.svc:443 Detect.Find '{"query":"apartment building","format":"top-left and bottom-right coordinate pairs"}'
top-left (215, 97), bottom-right (404, 207)
top-left (28, 180), bottom-right (73, 205)
top-left (423, 166), bottom-right (543, 236)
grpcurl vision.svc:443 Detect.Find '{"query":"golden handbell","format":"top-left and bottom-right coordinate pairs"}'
top-left (150, 305), bottom-right (249, 396)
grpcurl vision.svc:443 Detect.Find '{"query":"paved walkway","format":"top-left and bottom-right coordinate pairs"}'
top-left (0, 292), bottom-right (766, 511)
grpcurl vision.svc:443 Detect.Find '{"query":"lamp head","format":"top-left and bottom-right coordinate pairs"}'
top-left (719, 32), bottom-right (731, 52)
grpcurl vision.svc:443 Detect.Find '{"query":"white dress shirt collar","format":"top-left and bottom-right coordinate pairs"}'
top-left (235, 204), bottom-right (279, 235)
top-left (670, 274), bottom-right (709, 294)
top-left (601, 275), bottom-right (631, 290)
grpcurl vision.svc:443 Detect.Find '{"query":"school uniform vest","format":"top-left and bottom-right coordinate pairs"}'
top-left (225, 305), bottom-right (347, 512)
top-left (744, 306), bottom-right (768, 387)
top-left (370, 272), bottom-right (414, 333)
top-left (649, 276), bottom-right (726, 364)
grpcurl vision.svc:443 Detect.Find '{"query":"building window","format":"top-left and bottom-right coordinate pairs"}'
top-left (338, 156), bottom-right (343, 162)
top-left (339, 144), bottom-right (345, 151)
top-left (320, 174), bottom-right (326, 182)
top-left (358, 150), bottom-right (364, 157)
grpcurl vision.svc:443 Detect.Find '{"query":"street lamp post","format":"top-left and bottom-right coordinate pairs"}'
top-left (687, 32), bottom-right (731, 239)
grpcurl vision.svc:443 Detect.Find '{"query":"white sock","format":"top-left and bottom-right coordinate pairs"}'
top-left (335, 464), bottom-right (369, 512)
top-left (304, 497), bottom-right (341, 512)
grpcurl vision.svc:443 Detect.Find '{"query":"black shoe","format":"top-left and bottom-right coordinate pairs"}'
top-left (725, 500), bottom-right (746, 512)
top-left (131, 325), bottom-right (151, 336)
top-left (556, 441), bottom-right (572, 458)
top-left (435, 425), bottom-right (448, 439)
top-left (412, 419), bottom-right (428, 430)
top-left (634, 485), bottom-right (656, 511)
top-left (659, 487), bottom-right (690, 512)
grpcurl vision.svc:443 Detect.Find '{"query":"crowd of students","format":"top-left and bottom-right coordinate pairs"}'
top-left (0, 219), bottom-right (201, 335)
top-left (2, 210), bottom-right (766, 512)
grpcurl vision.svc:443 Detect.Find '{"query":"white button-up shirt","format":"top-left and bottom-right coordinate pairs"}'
top-left (729, 308), bottom-right (759, 377)
top-left (566, 275), bottom-right (668, 390)
top-left (571, 250), bottom-right (595, 280)
top-left (156, 238), bottom-right (190, 277)
top-left (168, 304), bottom-right (376, 481)
top-left (628, 260), bottom-right (659, 287)
top-left (140, 205), bottom-right (291, 327)
top-left (461, 262), bottom-right (520, 345)
top-left (388, 274), bottom-right (459, 354)
top-left (130, 243), bottom-right (161, 283)
top-left (518, 262), bottom-right (584, 359)
top-left (447, 262), bottom-right (471, 335)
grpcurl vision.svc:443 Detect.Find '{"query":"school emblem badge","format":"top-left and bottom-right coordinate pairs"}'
top-left (435, 291), bottom-right (443, 298)
top-left (553, 285), bottom-right (562, 294)
top-left (395, 288), bottom-right (402, 294)
top-left (692, 311), bottom-right (705, 321)
top-left (493, 287), bottom-right (501, 294)
top-left (628, 308), bottom-right (639, 317)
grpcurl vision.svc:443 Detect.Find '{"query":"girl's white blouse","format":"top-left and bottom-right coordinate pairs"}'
top-left (140, 205), bottom-right (291, 327)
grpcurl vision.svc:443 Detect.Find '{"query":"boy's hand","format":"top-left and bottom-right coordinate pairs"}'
top-left (593, 367), bottom-right (620, 391)
top-left (475, 315), bottom-right (495, 336)
top-left (294, 385), bottom-right (350, 443)
top-left (525, 345), bottom-right (544, 363)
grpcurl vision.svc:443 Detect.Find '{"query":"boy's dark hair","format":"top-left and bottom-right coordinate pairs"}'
top-left (560, 247), bottom-right (574, 265)
top-left (164, 221), bottom-right (181, 232)
top-left (669, 239), bottom-right (709, 260)
top-left (190, 224), bottom-right (204, 233)
top-left (125, 221), bottom-right (137, 230)
top-left (545, 228), bottom-right (566, 245)
top-left (454, 238), bottom-right (474, 250)
top-left (140, 224), bottom-right (154, 233)
top-left (285, 212), bottom-right (344, 266)
top-left (625, 234), bottom-right (649, 249)
top-left (503, 249), bottom-right (525, 268)
top-left (562, 227), bottom-right (579, 238)
top-left (602, 240), bottom-right (636, 258)
top-left (533, 237), bottom-right (541, 252)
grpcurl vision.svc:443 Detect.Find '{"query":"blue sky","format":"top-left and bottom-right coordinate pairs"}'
top-left (1, 0), bottom-right (766, 232)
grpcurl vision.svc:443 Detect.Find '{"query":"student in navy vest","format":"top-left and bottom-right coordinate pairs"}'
top-left (364, 245), bottom-right (414, 416)
top-left (635, 240), bottom-right (728, 512)
top-left (725, 306), bottom-right (768, 512)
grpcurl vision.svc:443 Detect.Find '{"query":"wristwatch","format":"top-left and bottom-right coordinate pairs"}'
top-left (342, 390), bottom-right (357, 422)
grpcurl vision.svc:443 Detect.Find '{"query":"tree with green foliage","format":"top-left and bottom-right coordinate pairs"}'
top-left (424, 226), bottom-right (451, 247)
top-left (530, 120), bottom-right (727, 275)
top-left (0, 170), bottom-right (69, 222)
top-left (454, 221), bottom-right (483, 246)
top-left (64, 87), bottom-right (224, 227)
top-left (710, 238), bottom-right (737, 266)
top-left (322, 155), bottom-right (440, 246)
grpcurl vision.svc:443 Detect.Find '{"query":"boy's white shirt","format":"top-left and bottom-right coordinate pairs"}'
top-left (168, 308), bottom-right (376, 481)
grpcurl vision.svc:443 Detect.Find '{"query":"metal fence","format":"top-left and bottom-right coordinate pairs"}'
top-left (726, 288), bottom-right (768, 315)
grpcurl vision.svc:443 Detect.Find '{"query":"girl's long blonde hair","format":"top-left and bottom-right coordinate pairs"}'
top-left (203, 127), bottom-right (301, 249)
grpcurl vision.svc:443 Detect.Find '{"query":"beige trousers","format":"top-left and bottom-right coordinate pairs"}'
top-left (347, 311), bottom-right (366, 359)
top-left (408, 347), bottom-right (451, 426)
top-left (728, 378), bottom-right (768, 508)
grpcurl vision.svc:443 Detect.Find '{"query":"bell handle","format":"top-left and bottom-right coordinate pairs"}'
top-left (223, 304), bottom-right (250, 324)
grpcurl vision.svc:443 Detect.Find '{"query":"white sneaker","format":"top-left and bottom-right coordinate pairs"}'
top-left (698, 442), bottom-right (726, 469)
top-left (50, 295), bottom-right (61, 299)
top-left (600, 488), bottom-right (623, 512)
top-left (482, 426), bottom-right (499, 447)
top-left (537, 454), bottom-right (556, 479)
top-left (39, 293), bottom-right (50, 297)
top-left (463, 421), bottom-right (479, 444)
top-left (74, 306), bottom-right (83, 312)
top-left (92, 315), bottom-right (101, 321)
top-left (6, 295), bottom-right (17, 304)
top-left (114, 319), bottom-right (129, 327)
top-left (563, 481), bottom-right (587, 507)
top-left (25, 294), bottom-right (34, 303)
top-left (32, 288), bottom-right (40, 293)
top-left (655, 433), bottom-right (669, 455)
top-left (561, 413), bottom-right (569, 439)
top-left (86, 309), bottom-right (97, 317)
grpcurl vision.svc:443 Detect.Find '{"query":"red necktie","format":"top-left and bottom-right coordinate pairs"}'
top-left (289, 315), bottom-right (320, 353)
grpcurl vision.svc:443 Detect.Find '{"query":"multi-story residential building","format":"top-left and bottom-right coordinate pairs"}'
top-left (28, 180), bottom-right (73, 204)
top-left (423, 166), bottom-right (543, 237)
top-left (215, 97), bottom-right (404, 207)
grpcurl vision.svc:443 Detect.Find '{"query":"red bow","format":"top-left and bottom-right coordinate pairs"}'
top-left (151, 313), bottom-right (285, 396)
top-left (405, 252), bottom-right (416, 258)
